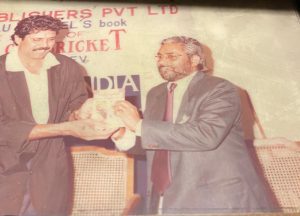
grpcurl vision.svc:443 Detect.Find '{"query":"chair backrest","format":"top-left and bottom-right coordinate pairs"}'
top-left (69, 146), bottom-right (137, 216)
top-left (253, 140), bottom-right (300, 212)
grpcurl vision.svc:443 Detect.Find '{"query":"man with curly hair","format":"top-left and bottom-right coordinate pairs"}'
top-left (0, 15), bottom-right (114, 215)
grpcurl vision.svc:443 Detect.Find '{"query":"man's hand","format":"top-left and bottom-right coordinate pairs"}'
top-left (111, 127), bottom-right (137, 151)
top-left (114, 100), bottom-right (141, 132)
top-left (69, 98), bottom-right (94, 121)
top-left (66, 119), bottom-right (117, 141)
top-left (111, 127), bottom-right (126, 141)
top-left (28, 119), bottom-right (117, 141)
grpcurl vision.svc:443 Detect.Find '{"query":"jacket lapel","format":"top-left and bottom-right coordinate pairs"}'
top-left (6, 72), bottom-right (34, 122)
top-left (176, 72), bottom-right (205, 123)
top-left (47, 65), bottom-right (62, 123)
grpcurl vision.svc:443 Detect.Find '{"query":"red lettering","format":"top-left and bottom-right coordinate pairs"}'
top-left (102, 8), bottom-right (112, 17)
top-left (0, 13), bottom-right (8, 22)
top-left (54, 10), bottom-right (64, 19)
top-left (75, 40), bottom-right (85, 52)
top-left (66, 31), bottom-right (76, 38)
top-left (53, 36), bottom-right (126, 53)
top-left (28, 11), bottom-right (41, 17)
top-left (147, 5), bottom-right (178, 16)
top-left (68, 41), bottom-right (74, 53)
top-left (99, 39), bottom-right (109, 51)
top-left (170, 6), bottom-right (178, 14)
top-left (80, 9), bottom-right (92, 19)
top-left (87, 40), bottom-right (97, 52)
top-left (101, 7), bottom-right (137, 17)
top-left (127, 6), bottom-right (137, 16)
top-left (114, 8), bottom-right (124, 16)
top-left (67, 10), bottom-right (78, 19)
top-left (161, 5), bottom-right (167, 14)
top-left (9, 12), bottom-right (25, 22)
top-left (54, 42), bottom-right (65, 53)
top-left (147, 6), bottom-right (158, 15)
top-left (109, 29), bottom-right (126, 50)
top-left (41, 11), bottom-right (54, 17)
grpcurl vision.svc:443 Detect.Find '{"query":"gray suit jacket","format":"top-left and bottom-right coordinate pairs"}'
top-left (141, 72), bottom-right (278, 214)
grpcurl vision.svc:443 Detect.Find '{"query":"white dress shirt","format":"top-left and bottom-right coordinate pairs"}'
top-left (114, 71), bottom-right (198, 150)
top-left (6, 48), bottom-right (59, 124)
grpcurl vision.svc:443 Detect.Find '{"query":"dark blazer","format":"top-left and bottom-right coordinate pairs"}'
top-left (141, 72), bottom-right (278, 214)
top-left (0, 54), bottom-right (88, 215)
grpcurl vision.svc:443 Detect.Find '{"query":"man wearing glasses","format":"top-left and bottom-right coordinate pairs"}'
top-left (113, 36), bottom-right (278, 214)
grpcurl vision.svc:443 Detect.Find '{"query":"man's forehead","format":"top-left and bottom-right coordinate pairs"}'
top-left (159, 42), bottom-right (185, 53)
top-left (27, 29), bottom-right (57, 37)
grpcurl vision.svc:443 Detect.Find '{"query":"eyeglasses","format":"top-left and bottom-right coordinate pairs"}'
top-left (155, 54), bottom-right (183, 61)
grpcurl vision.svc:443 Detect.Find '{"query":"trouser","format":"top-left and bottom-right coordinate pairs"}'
top-left (19, 161), bottom-right (37, 216)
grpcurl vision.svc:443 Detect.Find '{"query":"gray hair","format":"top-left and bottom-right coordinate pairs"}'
top-left (161, 36), bottom-right (207, 70)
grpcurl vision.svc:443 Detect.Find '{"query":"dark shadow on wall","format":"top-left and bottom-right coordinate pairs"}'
top-left (245, 139), bottom-right (281, 209)
top-left (238, 88), bottom-right (266, 141)
top-left (201, 43), bottom-right (214, 76)
top-left (200, 43), bottom-right (259, 142)
top-left (202, 43), bottom-right (280, 209)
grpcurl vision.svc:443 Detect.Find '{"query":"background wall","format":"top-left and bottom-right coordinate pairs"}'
top-left (0, 0), bottom-right (299, 139)
top-left (1, 0), bottom-right (299, 213)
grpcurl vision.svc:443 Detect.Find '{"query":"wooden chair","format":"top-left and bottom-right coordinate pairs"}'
top-left (253, 138), bottom-right (300, 213)
top-left (69, 146), bottom-right (140, 216)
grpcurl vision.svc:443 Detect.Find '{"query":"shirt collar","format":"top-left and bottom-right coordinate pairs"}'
top-left (167, 71), bottom-right (198, 90)
top-left (6, 47), bottom-right (60, 72)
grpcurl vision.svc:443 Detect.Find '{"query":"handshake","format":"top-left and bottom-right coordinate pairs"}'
top-left (67, 89), bottom-right (141, 141)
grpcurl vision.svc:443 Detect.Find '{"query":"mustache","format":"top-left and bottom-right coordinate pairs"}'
top-left (159, 65), bottom-right (171, 69)
top-left (33, 47), bottom-right (50, 51)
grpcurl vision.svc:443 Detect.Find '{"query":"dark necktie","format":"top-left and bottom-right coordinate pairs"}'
top-left (151, 82), bottom-right (177, 195)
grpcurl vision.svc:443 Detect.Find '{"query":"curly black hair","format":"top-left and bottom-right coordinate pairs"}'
top-left (11, 15), bottom-right (65, 45)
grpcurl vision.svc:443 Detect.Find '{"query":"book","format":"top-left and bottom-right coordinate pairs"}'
top-left (78, 88), bottom-right (125, 129)
top-left (92, 88), bottom-right (125, 128)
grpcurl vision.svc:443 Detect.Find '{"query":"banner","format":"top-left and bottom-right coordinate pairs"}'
top-left (0, 0), bottom-right (299, 140)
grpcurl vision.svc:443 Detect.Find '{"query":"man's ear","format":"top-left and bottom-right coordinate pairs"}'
top-left (14, 35), bottom-right (22, 46)
top-left (191, 55), bottom-right (203, 68)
